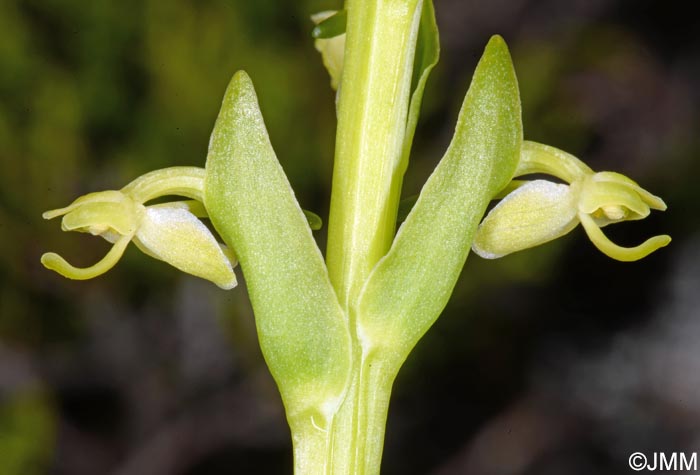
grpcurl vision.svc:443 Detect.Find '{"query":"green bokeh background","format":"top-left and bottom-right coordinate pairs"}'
top-left (1, 1), bottom-right (698, 474)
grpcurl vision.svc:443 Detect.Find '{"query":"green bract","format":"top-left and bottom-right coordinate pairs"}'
top-left (358, 34), bottom-right (522, 372)
top-left (203, 71), bottom-right (352, 470)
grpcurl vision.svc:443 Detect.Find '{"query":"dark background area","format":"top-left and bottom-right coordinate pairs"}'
top-left (1, 0), bottom-right (698, 474)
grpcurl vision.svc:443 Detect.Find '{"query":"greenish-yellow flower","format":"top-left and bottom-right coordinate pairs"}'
top-left (41, 167), bottom-right (238, 289)
top-left (473, 141), bottom-right (671, 262)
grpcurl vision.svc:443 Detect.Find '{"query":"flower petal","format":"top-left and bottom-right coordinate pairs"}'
top-left (593, 171), bottom-right (667, 211)
top-left (579, 212), bottom-right (671, 261)
top-left (579, 177), bottom-right (649, 220)
top-left (43, 190), bottom-right (126, 220)
top-left (133, 206), bottom-right (237, 289)
top-left (44, 190), bottom-right (141, 237)
top-left (61, 201), bottom-right (141, 236)
top-left (473, 180), bottom-right (579, 259)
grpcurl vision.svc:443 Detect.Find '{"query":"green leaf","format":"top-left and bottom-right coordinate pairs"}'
top-left (311, 10), bottom-right (346, 39)
top-left (204, 71), bottom-right (351, 420)
top-left (402, 0), bottom-right (439, 164)
top-left (302, 209), bottom-right (323, 231)
top-left (386, 0), bottom-right (441, 235)
top-left (357, 36), bottom-right (522, 370)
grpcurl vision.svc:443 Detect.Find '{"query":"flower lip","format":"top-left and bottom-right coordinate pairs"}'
top-left (41, 235), bottom-right (133, 281)
top-left (578, 212), bottom-right (671, 262)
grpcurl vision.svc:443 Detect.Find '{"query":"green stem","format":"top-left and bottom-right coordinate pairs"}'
top-left (323, 0), bottom-right (424, 473)
top-left (326, 0), bottom-right (423, 308)
top-left (352, 354), bottom-right (395, 474)
top-left (324, 350), bottom-right (395, 474)
top-left (286, 355), bottom-right (396, 475)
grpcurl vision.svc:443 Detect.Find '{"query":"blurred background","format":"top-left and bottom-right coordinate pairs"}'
top-left (1, 0), bottom-right (698, 473)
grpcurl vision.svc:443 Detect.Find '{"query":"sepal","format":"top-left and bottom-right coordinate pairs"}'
top-left (473, 180), bottom-right (579, 259)
top-left (133, 205), bottom-right (237, 289)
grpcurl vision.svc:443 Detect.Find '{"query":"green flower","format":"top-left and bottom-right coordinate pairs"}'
top-left (473, 141), bottom-right (671, 262)
top-left (41, 167), bottom-right (238, 289)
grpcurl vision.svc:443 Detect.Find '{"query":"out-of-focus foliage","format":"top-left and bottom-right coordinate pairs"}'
top-left (1, 0), bottom-right (699, 474)
top-left (0, 391), bottom-right (54, 475)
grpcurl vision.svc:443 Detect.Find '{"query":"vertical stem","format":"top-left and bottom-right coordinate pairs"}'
top-left (352, 354), bottom-right (395, 474)
top-left (326, 0), bottom-right (423, 309)
top-left (324, 0), bottom-right (423, 474)
top-left (326, 352), bottom-right (396, 475)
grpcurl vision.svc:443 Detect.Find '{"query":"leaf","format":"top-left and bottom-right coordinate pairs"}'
top-left (401, 0), bottom-right (439, 165)
top-left (302, 209), bottom-right (323, 231)
top-left (357, 36), bottom-right (522, 371)
top-left (384, 0), bottom-right (440, 242)
top-left (204, 71), bottom-right (351, 418)
top-left (311, 10), bottom-right (347, 39)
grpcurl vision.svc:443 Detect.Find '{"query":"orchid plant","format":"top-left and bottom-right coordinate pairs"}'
top-left (42, 1), bottom-right (669, 473)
